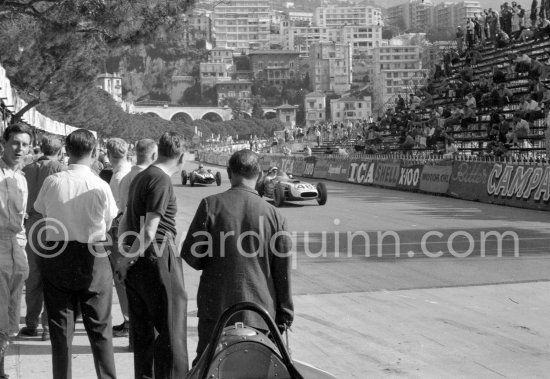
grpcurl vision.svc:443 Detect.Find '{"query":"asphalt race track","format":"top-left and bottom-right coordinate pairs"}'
top-left (175, 159), bottom-right (550, 378)
top-left (9, 157), bottom-right (550, 378)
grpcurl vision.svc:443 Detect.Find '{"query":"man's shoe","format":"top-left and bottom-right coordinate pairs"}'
top-left (19, 327), bottom-right (38, 337)
top-left (112, 322), bottom-right (129, 338)
top-left (41, 329), bottom-right (50, 341)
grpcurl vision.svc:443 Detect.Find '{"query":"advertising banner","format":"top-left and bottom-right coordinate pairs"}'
top-left (293, 159), bottom-right (306, 177)
top-left (312, 158), bottom-right (330, 179)
top-left (396, 164), bottom-right (423, 190)
top-left (346, 160), bottom-right (376, 186)
top-left (419, 162), bottom-right (453, 194)
top-left (326, 160), bottom-right (350, 181)
top-left (448, 161), bottom-right (492, 200)
top-left (373, 161), bottom-right (401, 188)
top-left (302, 157), bottom-right (316, 178)
top-left (483, 163), bottom-right (550, 210)
top-left (280, 158), bottom-right (295, 175)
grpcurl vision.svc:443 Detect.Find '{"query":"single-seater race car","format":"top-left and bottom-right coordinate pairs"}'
top-left (187, 302), bottom-right (337, 379)
top-left (181, 164), bottom-right (222, 186)
top-left (256, 167), bottom-right (327, 207)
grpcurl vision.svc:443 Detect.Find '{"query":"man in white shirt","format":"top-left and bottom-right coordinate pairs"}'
top-left (105, 138), bottom-right (132, 339)
top-left (34, 129), bottom-right (118, 379)
top-left (0, 123), bottom-right (31, 378)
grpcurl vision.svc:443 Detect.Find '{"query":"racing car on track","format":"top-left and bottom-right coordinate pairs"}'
top-left (256, 167), bottom-right (327, 207)
top-left (181, 164), bottom-right (222, 186)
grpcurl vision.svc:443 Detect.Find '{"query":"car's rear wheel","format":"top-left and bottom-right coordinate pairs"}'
top-left (274, 183), bottom-right (285, 207)
top-left (215, 171), bottom-right (222, 186)
top-left (190, 172), bottom-right (196, 187)
top-left (317, 182), bottom-right (327, 205)
top-left (181, 170), bottom-right (187, 186)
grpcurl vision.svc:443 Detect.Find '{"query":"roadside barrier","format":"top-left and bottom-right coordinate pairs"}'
top-left (198, 151), bottom-right (550, 211)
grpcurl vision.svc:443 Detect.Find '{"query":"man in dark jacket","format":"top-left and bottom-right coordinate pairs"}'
top-left (181, 149), bottom-right (294, 365)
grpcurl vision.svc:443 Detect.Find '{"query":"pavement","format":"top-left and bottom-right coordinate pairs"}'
top-left (5, 280), bottom-right (550, 378)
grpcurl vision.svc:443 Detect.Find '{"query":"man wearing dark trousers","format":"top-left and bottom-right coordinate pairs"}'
top-left (20, 135), bottom-right (65, 341)
top-left (116, 132), bottom-right (188, 379)
top-left (34, 129), bottom-right (118, 379)
top-left (181, 149), bottom-right (294, 365)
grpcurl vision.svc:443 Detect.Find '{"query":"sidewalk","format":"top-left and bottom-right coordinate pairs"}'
top-left (6, 281), bottom-right (550, 378)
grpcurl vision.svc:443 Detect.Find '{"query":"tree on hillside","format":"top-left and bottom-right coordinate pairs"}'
top-left (0, 0), bottom-right (193, 122)
top-left (221, 97), bottom-right (243, 120)
top-left (251, 96), bottom-right (264, 119)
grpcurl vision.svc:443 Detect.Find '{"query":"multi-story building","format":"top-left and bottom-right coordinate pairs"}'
top-left (182, 11), bottom-right (213, 47)
top-left (212, 0), bottom-right (270, 52)
top-left (216, 80), bottom-right (253, 108)
top-left (248, 50), bottom-right (301, 87)
top-left (432, 1), bottom-right (482, 30)
top-left (371, 44), bottom-right (427, 115)
top-left (330, 96), bottom-right (372, 123)
top-left (314, 5), bottom-right (383, 28)
top-left (308, 41), bottom-right (352, 94)
top-left (97, 73), bottom-right (122, 103)
top-left (450, 1), bottom-right (482, 28)
top-left (200, 47), bottom-right (234, 89)
top-left (387, 0), bottom-right (434, 32)
top-left (304, 92), bottom-right (326, 126)
top-left (274, 103), bottom-right (298, 128)
top-left (288, 11), bottom-right (313, 25)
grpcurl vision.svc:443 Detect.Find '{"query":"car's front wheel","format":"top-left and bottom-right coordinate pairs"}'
top-left (215, 172), bottom-right (222, 186)
top-left (317, 182), bottom-right (327, 205)
top-left (190, 172), bottom-right (196, 187)
top-left (181, 170), bottom-right (187, 186)
top-left (274, 183), bottom-right (285, 207)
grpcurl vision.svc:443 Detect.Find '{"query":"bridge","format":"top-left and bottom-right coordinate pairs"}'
top-left (133, 104), bottom-right (277, 123)
top-left (133, 104), bottom-right (233, 122)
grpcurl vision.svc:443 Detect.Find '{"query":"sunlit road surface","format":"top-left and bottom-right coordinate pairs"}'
top-left (8, 157), bottom-right (550, 378)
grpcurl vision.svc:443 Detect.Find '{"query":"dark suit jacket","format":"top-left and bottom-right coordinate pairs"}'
top-left (181, 184), bottom-right (294, 328)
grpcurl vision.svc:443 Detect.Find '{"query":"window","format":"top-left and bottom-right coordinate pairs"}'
top-left (319, 112), bottom-right (323, 118)
top-left (286, 115), bottom-right (290, 122)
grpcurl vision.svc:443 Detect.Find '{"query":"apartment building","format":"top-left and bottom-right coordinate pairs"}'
top-left (308, 41), bottom-right (352, 94)
top-left (330, 96), bottom-right (372, 123)
top-left (97, 73), bottom-right (122, 103)
top-left (248, 50), bottom-right (301, 87)
top-left (371, 44), bottom-right (426, 115)
top-left (200, 47), bottom-right (234, 89)
top-left (213, 0), bottom-right (270, 51)
top-left (387, 0), bottom-right (434, 32)
top-left (305, 92), bottom-right (326, 127)
top-left (314, 5), bottom-right (383, 28)
top-left (216, 80), bottom-right (253, 108)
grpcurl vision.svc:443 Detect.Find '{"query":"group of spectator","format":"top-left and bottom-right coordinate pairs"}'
top-left (0, 124), bottom-right (294, 379)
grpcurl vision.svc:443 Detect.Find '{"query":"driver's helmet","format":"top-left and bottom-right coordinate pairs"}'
top-left (198, 164), bottom-right (204, 170)
top-left (268, 166), bottom-right (278, 175)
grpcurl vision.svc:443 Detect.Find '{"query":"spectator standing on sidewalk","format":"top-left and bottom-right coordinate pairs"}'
top-left (34, 129), bottom-right (118, 379)
top-left (181, 149), bottom-right (294, 365)
top-left (105, 138), bottom-right (132, 339)
top-left (19, 135), bottom-right (65, 342)
top-left (0, 123), bottom-right (32, 378)
top-left (116, 132), bottom-right (188, 379)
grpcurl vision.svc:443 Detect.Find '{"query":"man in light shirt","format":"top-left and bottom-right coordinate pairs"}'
top-left (111, 139), bottom-right (157, 342)
top-left (105, 138), bottom-right (132, 339)
top-left (0, 123), bottom-right (32, 378)
top-left (34, 129), bottom-right (118, 379)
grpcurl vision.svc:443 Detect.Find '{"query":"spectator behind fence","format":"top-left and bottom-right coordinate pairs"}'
top-left (0, 123), bottom-right (32, 378)
top-left (19, 135), bottom-right (66, 342)
top-left (34, 129), bottom-right (118, 379)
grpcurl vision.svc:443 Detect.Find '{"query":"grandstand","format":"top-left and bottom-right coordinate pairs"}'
top-left (309, 37), bottom-right (550, 160)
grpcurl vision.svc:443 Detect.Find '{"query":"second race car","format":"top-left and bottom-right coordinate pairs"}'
top-left (256, 167), bottom-right (327, 207)
top-left (181, 164), bottom-right (222, 186)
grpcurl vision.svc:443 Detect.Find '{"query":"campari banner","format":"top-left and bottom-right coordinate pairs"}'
top-left (484, 163), bottom-right (550, 210)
